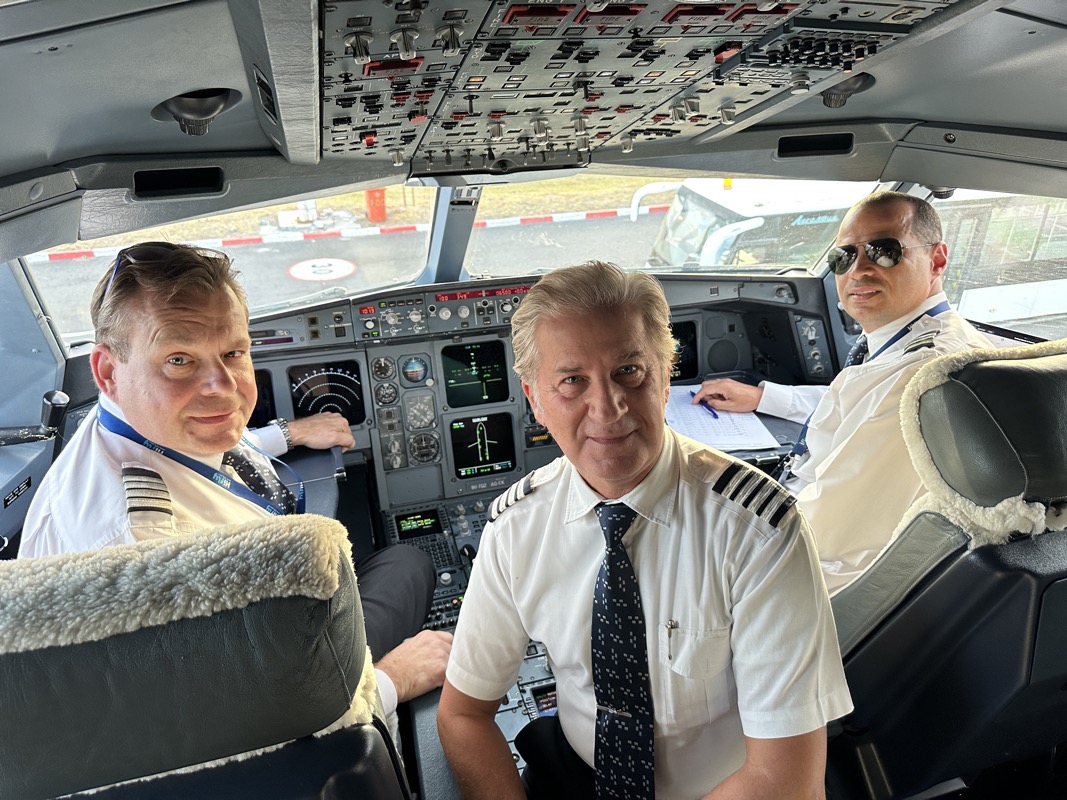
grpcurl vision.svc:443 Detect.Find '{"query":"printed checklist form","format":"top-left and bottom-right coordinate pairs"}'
top-left (664, 385), bottom-right (781, 452)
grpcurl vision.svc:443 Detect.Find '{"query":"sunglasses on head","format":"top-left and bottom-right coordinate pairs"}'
top-left (827, 237), bottom-right (938, 275)
top-left (101, 242), bottom-right (225, 299)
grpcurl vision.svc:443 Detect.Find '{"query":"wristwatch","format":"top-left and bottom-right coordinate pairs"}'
top-left (271, 418), bottom-right (293, 451)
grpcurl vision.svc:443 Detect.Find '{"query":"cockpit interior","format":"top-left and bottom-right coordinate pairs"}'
top-left (2, 0), bottom-right (1067, 798)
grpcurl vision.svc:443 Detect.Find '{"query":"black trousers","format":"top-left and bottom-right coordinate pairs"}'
top-left (515, 715), bottom-right (595, 800)
top-left (355, 544), bottom-right (435, 659)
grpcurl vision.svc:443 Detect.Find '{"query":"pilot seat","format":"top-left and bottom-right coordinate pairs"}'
top-left (827, 338), bottom-right (1067, 799)
top-left (0, 513), bottom-right (412, 800)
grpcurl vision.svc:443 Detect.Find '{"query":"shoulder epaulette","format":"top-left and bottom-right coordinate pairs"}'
top-left (121, 465), bottom-right (173, 517)
top-left (488, 472), bottom-right (538, 522)
top-left (904, 331), bottom-right (938, 353)
top-left (712, 461), bottom-right (796, 528)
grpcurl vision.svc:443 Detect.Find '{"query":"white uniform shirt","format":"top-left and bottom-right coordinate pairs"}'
top-left (20, 395), bottom-right (280, 557)
top-left (447, 427), bottom-right (852, 800)
top-left (758, 295), bottom-right (991, 593)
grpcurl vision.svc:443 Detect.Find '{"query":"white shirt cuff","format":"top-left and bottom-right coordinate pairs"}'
top-left (757, 382), bottom-right (826, 424)
top-left (251, 423), bottom-right (288, 457)
top-left (375, 667), bottom-right (398, 717)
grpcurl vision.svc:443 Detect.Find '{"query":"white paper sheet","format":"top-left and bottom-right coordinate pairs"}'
top-left (664, 385), bottom-right (781, 452)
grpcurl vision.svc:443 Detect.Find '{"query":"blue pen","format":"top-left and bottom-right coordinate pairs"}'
top-left (689, 390), bottom-right (719, 419)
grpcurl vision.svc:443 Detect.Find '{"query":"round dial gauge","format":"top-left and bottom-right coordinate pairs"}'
top-left (401, 356), bottom-right (428, 383)
top-left (372, 356), bottom-right (396, 380)
top-left (374, 382), bottom-right (399, 406)
top-left (409, 432), bottom-right (441, 463)
top-left (404, 394), bottom-right (436, 429)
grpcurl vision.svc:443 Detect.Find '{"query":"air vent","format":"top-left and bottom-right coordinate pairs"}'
top-left (254, 66), bottom-right (279, 125)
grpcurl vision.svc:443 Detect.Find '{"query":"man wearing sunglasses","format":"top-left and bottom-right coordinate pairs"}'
top-left (19, 241), bottom-right (452, 722)
top-left (692, 192), bottom-right (992, 594)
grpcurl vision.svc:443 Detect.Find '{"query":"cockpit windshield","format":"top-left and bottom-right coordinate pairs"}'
top-left (23, 177), bottom-right (1067, 345)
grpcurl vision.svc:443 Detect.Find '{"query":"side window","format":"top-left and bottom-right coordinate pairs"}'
top-left (935, 193), bottom-right (1067, 341)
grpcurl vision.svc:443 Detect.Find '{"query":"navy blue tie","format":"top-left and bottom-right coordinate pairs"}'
top-left (223, 446), bottom-right (296, 514)
top-left (592, 502), bottom-right (655, 799)
top-left (844, 334), bottom-right (869, 367)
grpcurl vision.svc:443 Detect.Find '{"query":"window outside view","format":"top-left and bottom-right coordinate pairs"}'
top-left (934, 191), bottom-right (1067, 341)
top-left (23, 177), bottom-right (1067, 345)
top-left (26, 185), bottom-right (439, 342)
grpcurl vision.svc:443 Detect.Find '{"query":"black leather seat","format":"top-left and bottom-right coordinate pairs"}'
top-left (0, 514), bottom-right (411, 800)
top-left (828, 340), bottom-right (1067, 799)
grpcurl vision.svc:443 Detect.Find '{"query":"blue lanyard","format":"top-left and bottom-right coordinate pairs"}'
top-left (865, 299), bottom-right (950, 362)
top-left (774, 300), bottom-right (951, 483)
top-left (97, 406), bottom-right (304, 516)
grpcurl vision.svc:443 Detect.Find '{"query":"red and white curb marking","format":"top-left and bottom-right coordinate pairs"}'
top-left (24, 204), bottom-right (669, 263)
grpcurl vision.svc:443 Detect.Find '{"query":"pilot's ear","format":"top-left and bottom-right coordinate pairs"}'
top-left (522, 381), bottom-right (543, 424)
top-left (930, 241), bottom-right (949, 276)
top-left (90, 344), bottom-right (120, 399)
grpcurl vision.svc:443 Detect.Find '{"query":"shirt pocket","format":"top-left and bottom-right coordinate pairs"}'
top-left (655, 624), bottom-right (734, 726)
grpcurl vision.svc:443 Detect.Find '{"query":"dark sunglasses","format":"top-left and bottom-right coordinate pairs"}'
top-left (101, 242), bottom-right (225, 299)
top-left (827, 237), bottom-right (938, 275)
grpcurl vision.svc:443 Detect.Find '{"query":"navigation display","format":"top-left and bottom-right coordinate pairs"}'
top-left (449, 412), bottom-right (516, 480)
top-left (288, 359), bottom-right (366, 425)
top-left (442, 340), bottom-right (510, 408)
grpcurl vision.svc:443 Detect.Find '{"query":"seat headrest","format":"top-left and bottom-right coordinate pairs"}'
top-left (0, 514), bottom-right (372, 799)
top-left (901, 338), bottom-right (1067, 544)
top-left (0, 513), bottom-right (353, 653)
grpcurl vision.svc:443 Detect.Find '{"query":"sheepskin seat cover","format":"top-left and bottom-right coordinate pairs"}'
top-left (897, 337), bottom-right (1067, 547)
top-left (0, 514), bottom-right (379, 799)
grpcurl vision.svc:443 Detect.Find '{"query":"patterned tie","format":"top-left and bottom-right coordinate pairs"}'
top-left (223, 445), bottom-right (297, 514)
top-left (844, 334), bottom-right (869, 367)
top-left (591, 502), bottom-right (655, 800)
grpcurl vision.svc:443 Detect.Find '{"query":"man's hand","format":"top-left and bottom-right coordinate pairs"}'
top-left (691, 378), bottom-right (764, 413)
top-left (287, 412), bottom-right (355, 451)
top-left (375, 629), bottom-right (454, 702)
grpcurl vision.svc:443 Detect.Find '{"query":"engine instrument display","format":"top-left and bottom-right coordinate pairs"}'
top-left (441, 340), bottom-right (510, 408)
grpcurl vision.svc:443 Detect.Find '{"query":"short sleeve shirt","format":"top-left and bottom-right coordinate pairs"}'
top-left (446, 427), bottom-right (852, 800)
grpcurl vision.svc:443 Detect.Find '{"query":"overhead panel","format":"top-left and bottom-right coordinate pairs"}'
top-left (319, 0), bottom-right (1000, 179)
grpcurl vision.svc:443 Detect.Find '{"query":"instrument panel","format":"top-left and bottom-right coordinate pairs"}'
top-left (247, 273), bottom-right (833, 619)
top-left (249, 274), bottom-right (834, 492)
